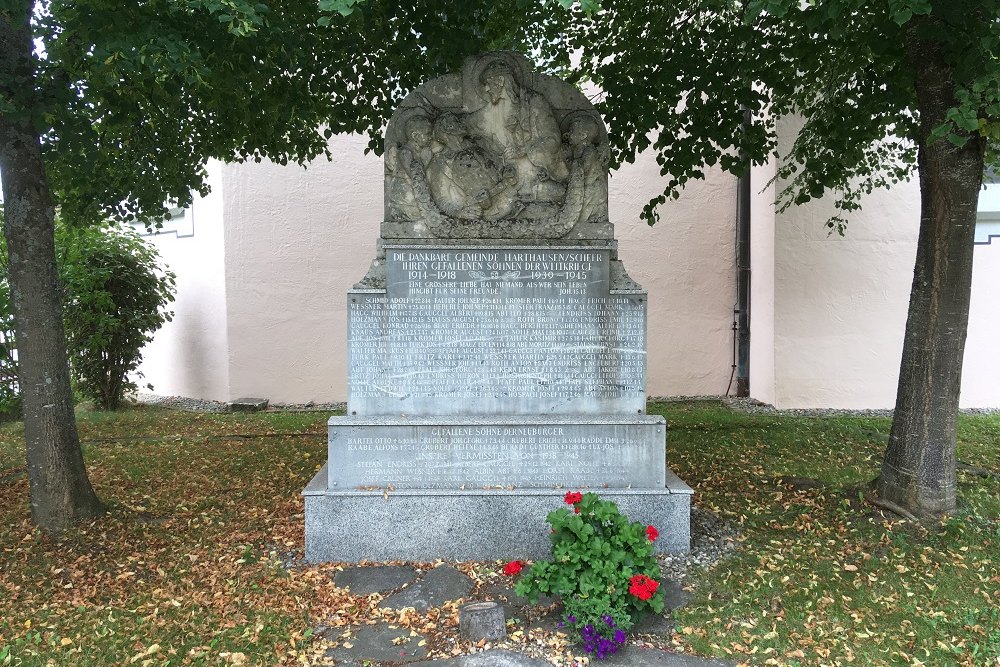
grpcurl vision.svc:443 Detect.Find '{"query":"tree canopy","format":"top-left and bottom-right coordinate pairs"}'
top-left (534, 0), bottom-right (998, 229)
top-left (28, 0), bottom-right (557, 228)
top-left (2, 0), bottom-right (997, 528)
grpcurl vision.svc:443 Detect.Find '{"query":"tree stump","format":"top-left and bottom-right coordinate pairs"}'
top-left (459, 601), bottom-right (506, 642)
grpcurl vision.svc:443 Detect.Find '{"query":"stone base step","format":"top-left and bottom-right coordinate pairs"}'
top-left (303, 464), bottom-right (692, 562)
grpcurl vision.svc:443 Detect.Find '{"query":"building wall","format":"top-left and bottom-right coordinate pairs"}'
top-left (611, 153), bottom-right (737, 399)
top-left (749, 155), bottom-right (778, 406)
top-left (221, 134), bottom-right (383, 404)
top-left (134, 163), bottom-right (231, 399)
top-left (135, 131), bottom-right (997, 409)
top-left (769, 117), bottom-right (998, 409)
top-left (208, 137), bottom-right (739, 403)
top-left (964, 183), bottom-right (1000, 407)
top-left (772, 174), bottom-right (921, 408)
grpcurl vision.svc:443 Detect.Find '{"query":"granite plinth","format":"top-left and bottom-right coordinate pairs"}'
top-left (328, 415), bottom-right (666, 489)
top-left (303, 464), bottom-right (692, 562)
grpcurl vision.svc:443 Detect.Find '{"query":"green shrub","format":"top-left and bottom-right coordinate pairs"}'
top-left (54, 223), bottom-right (176, 410)
top-left (511, 492), bottom-right (665, 659)
top-left (0, 233), bottom-right (21, 421)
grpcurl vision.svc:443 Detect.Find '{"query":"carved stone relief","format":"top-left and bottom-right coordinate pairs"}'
top-left (383, 53), bottom-right (611, 240)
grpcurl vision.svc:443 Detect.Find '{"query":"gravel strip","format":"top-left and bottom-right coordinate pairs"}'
top-left (650, 395), bottom-right (1000, 416)
top-left (138, 392), bottom-right (998, 416)
top-left (658, 506), bottom-right (740, 582)
top-left (134, 393), bottom-right (344, 413)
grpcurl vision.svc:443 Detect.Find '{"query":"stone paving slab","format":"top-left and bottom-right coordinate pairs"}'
top-left (410, 649), bottom-right (552, 667)
top-left (316, 566), bottom-right (724, 666)
top-left (632, 612), bottom-right (676, 636)
top-left (603, 646), bottom-right (737, 666)
top-left (661, 579), bottom-right (692, 612)
top-left (332, 564), bottom-right (419, 596)
top-left (382, 565), bottom-right (474, 611)
top-left (324, 622), bottom-right (428, 664)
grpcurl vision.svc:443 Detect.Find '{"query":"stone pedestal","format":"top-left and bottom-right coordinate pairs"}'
top-left (303, 52), bottom-right (691, 563)
top-left (304, 468), bottom-right (691, 561)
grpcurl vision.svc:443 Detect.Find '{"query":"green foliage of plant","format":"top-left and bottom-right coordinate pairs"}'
top-left (0, 214), bottom-right (174, 416)
top-left (0, 215), bottom-right (21, 421)
top-left (532, 0), bottom-right (1000, 232)
top-left (514, 493), bottom-right (663, 655)
top-left (50, 224), bottom-right (175, 411)
top-left (22, 0), bottom-right (566, 230)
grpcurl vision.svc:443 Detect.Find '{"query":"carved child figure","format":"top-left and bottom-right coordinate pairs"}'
top-left (386, 113), bottom-right (436, 221)
top-left (562, 114), bottom-right (610, 224)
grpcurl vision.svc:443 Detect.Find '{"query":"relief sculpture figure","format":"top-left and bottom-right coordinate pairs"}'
top-left (559, 112), bottom-right (610, 226)
top-left (470, 60), bottom-right (569, 218)
top-left (425, 113), bottom-right (519, 221)
top-left (386, 113), bottom-right (436, 221)
top-left (381, 52), bottom-right (613, 240)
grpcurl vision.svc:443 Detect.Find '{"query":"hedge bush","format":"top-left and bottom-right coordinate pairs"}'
top-left (0, 217), bottom-right (175, 414)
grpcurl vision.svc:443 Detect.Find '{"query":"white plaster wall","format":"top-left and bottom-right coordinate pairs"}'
top-left (138, 129), bottom-right (997, 409)
top-left (214, 134), bottom-right (736, 403)
top-left (611, 155), bottom-right (737, 398)
top-left (773, 188), bottom-right (921, 409)
top-left (221, 135), bottom-right (383, 403)
top-left (772, 118), bottom-right (999, 409)
top-left (749, 156), bottom-right (777, 406)
top-left (134, 162), bottom-right (231, 400)
top-left (772, 119), bottom-right (921, 408)
top-left (963, 192), bottom-right (1000, 408)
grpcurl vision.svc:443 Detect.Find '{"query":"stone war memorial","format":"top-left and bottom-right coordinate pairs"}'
top-left (304, 52), bottom-right (692, 561)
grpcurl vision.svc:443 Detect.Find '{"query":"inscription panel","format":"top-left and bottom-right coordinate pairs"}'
top-left (328, 418), bottom-right (666, 489)
top-left (348, 246), bottom-right (646, 416)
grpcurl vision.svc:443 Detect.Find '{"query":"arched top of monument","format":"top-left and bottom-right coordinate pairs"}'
top-left (390, 52), bottom-right (603, 134)
top-left (387, 52), bottom-right (609, 156)
top-left (382, 52), bottom-right (613, 243)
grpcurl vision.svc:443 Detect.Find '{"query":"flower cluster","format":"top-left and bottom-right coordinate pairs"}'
top-left (580, 616), bottom-right (628, 659)
top-left (628, 574), bottom-right (660, 601)
top-left (503, 560), bottom-right (525, 576)
top-left (564, 491), bottom-right (583, 513)
top-left (511, 492), bottom-right (666, 660)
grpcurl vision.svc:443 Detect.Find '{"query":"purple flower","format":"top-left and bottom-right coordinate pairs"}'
top-left (602, 614), bottom-right (615, 627)
top-left (567, 615), bottom-right (577, 624)
top-left (614, 629), bottom-right (627, 644)
top-left (583, 624), bottom-right (595, 636)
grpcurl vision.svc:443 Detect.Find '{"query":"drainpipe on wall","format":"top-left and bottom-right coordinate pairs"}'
top-left (735, 107), bottom-right (752, 398)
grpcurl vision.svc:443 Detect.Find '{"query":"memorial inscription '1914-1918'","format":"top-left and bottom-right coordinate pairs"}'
top-left (348, 246), bottom-right (646, 416)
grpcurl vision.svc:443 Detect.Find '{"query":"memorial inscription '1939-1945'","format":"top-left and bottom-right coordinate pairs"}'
top-left (348, 246), bottom-right (646, 416)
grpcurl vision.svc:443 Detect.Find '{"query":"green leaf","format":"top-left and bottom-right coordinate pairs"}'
top-left (946, 133), bottom-right (970, 148)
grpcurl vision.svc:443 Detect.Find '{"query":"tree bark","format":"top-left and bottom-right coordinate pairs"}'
top-left (877, 19), bottom-right (985, 518)
top-left (0, 3), bottom-right (104, 530)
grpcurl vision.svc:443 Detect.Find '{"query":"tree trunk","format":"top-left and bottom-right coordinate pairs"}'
top-left (0, 3), bottom-right (104, 530)
top-left (877, 20), bottom-right (985, 519)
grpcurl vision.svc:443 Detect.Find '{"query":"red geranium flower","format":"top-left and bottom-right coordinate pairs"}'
top-left (628, 574), bottom-right (659, 601)
top-left (564, 491), bottom-right (583, 505)
top-left (646, 525), bottom-right (659, 541)
top-left (503, 560), bottom-right (525, 576)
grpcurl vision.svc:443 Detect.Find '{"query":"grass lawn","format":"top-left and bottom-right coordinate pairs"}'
top-left (0, 402), bottom-right (997, 666)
